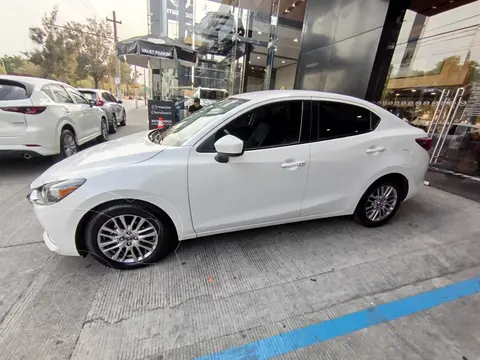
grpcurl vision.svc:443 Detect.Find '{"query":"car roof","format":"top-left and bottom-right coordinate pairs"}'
top-left (77, 88), bottom-right (104, 93)
top-left (0, 74), bottom-right (68, 87)
top-left (232, 90), bottom-right (369, 103)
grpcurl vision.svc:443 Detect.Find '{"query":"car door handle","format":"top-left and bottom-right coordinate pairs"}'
top-left (281, 161), bottom-right (306, 168)
top-left (366, 146), bottom-right (385, 154)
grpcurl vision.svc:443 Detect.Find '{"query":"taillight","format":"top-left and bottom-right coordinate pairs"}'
top-left (96, 99), bottom-right (104, 106)
top-left (1, 106), bottom-right (47, 114)
top-left (415, 137), bottom-right (432, 151)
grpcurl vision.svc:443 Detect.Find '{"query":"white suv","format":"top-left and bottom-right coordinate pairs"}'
top-left (0, 75), bottom-right (109, 159)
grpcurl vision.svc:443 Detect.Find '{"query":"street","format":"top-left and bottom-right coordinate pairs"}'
top-left (0, 105), bottom-right (480, 360)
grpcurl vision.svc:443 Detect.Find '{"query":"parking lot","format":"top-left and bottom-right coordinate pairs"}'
top-left (1, 105), bottom-right (480, 360)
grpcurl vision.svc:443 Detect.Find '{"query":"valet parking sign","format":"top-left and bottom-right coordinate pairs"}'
top-left (148, 100), bottom-right (176, 130)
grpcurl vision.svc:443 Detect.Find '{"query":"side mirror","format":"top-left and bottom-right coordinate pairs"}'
top-left (214, 135), bottom-right (244, 163)
top-left (117, 100), bottom-right (123, 104)
top-left (88, 100), bottom-right (96, 107)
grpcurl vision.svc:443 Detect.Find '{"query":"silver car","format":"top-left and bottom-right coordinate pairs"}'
top-left (78, 89), bottom-right (126, 133)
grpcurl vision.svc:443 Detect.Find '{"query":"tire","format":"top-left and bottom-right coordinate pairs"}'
top-left (84, 203), bottom-right (176, 270)
top-left (120, 110), bottom-right (126, 126)
top-left (97, 118), bottom-right (109, 143)
top-left (354, 180), bottom-right (402, 227)
top-left (57, 129), bottom-right (78, 160)
top-left (109, 114), bottom-right (117, 134)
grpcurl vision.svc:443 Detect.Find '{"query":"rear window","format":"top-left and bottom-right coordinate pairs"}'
top-left (79, 91), bottom-right (97, 100)
top-left (0, 83), bottom-right (29, 100)
top-left (200, 89), bottom-right (228, 100)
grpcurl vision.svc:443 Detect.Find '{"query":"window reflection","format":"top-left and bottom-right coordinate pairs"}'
top-left (378, 2), bottom-right (480, 177)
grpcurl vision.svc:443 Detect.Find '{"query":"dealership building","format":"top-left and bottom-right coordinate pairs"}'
top-left (149, 0), bottom-right (480, 198)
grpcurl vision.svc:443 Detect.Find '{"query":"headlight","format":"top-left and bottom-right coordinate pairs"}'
top-left (29, 179), bottom-right (86, 205)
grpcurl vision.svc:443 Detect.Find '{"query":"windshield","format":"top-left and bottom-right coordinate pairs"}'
top-left (149, 97), bottom-right (249, 146)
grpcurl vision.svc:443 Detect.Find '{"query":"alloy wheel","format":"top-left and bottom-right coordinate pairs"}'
top-left (63, 134), bottom-right (77, 157)
top-left (97, 214), bottom-right (159, 263)
top-left (365, 185), bottom-right (398, 222)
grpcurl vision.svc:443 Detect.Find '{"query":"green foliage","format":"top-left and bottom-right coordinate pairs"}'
top-left (22, 6), bottom-right (132, 90)
top-left (27, 7), bottom-right (79, 82)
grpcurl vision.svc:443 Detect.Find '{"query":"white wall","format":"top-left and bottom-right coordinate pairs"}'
top-left (274, 63), bottom-right (297, 90)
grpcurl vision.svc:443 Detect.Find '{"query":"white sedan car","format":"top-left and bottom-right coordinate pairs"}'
top-left (0, 75), bottom-right (109, 159)
top-left (28, 90), bottom-right (430, 269)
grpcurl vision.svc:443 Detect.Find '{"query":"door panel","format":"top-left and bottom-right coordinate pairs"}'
top-left (301, 100), bottom-right (386, 217)
top-left (66, 87), bottom-right (99, 138)
top-left (50, 85), bottom-right (87, 139)
top-left (188, 144), bottom-right (310, 234)
top-left (188, 99), bottom-right (311, 235)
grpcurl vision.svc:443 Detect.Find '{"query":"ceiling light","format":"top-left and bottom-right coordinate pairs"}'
top-left (258, 31), bottom-right (262, 35)
top-left (257, 56), bottom-right (260, 59)
top-left (282, 60), bottom-right (285, 64)
top-left (285, 9), bottom-right (290, 13)
top-left (432, 5), bottom-right (436, 9)
top-left (431, 92), bottom-right (436, 95)
top-left (293, 38), bottom-right (298, 42)
top-left (395, 93), bottom-right (400, 96)
top-left (411, 89), bottom-right (416, 92)
top-left (292, 3), bottom-right (295, 6)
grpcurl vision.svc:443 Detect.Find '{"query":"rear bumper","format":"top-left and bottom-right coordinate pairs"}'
top-left (0, 144), bottom-right (58, 156)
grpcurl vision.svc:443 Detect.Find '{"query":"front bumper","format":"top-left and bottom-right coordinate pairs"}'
top-left (30, 199), bottom-right (85, 257)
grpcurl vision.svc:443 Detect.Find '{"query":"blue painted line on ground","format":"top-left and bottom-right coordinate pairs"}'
top-left (196, 276), bottom-right (480, 360)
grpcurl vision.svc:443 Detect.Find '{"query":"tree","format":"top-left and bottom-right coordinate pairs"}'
top-left (0, 55), bottom-right (26, 74)
top-left (27, 7), bottom-right (79, 82)
top-left (70, 18), bottom-right (114, 88)
top-left (0, 64), bottom-right (5, 75)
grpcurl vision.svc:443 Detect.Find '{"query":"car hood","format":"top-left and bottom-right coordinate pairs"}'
top-left (31, 131), bottom-right (166, 188)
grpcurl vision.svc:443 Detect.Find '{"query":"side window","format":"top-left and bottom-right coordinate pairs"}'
top-left (108, 93), bottom-right (118, 102)
top-left (314, 101), bottom-right (381, 141)
top-left (50, 85), bottom-right (73, 104)
top-left (103, 92), bottom-right (115, 102)
top-left (66, 88), bottom-right (89, 104)
top-left (41, 85), bottom-right (55, 101)
top-left (198, 101), bottom-right (304, 152)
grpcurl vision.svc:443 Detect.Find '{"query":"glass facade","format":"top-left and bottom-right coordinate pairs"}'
top-left (149, 0), bottom-right (306, 101)
top-left (378, 2), bottom-right (480, 178)
top-left (148, 0), bottom-right (479, 182)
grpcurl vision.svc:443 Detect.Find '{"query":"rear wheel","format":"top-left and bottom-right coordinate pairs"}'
top-left (354, 181), bottom-right (401, 227)
top-left (97, 118), bottom-right (108, 143)
top-left (58, 129), bottom-right (78, 160)
top-left (84, 204), bottom-right (176, 269)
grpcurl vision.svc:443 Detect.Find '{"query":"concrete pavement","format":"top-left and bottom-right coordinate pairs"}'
top-left (0, 106), bottom-right (480, 360)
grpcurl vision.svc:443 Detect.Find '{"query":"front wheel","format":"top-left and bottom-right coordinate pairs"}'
top-left (354, 181), bottom-right (401, 227)
top-left (84, 204), bottom-right (176, 269)
top-left (109, 114), bottom-right (117, 134)
top-left (97, 118), bottom-right (109, 143)
top-left (120, 110), bottom-right (126, 126)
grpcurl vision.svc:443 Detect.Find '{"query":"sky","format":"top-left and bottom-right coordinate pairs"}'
top-left (0, 0), bottom-right (149, 57)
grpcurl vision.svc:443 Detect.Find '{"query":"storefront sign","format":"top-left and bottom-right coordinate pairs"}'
top-left (148, 100), bottom-right (176, 130)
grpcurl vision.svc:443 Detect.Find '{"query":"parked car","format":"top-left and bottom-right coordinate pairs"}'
top-left (77, 89), bottom-right (126, 133)
top-left (28, 90), bottom-right (430, 269)
top-left (0, 75), bottom-right (108, 160)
